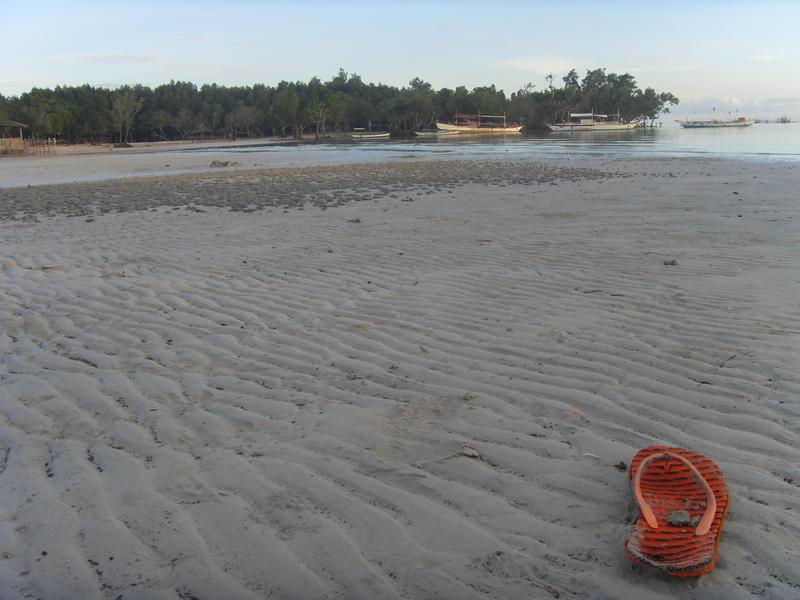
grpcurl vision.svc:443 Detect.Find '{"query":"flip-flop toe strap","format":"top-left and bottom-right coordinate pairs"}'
top-left (632, 452), bottom-right (716, 536)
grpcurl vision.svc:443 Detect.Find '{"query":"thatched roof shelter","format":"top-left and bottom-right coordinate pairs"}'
top-left (0, 118), bottom-right (28, 128)
top-left (0, 118), bottom-right (27, 143)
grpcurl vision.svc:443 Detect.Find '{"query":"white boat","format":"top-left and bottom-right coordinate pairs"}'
top-left (435, 112), bottom-right (524, 134)
top-left (676, 117), bottom-right (754, 128)
top-left (547, 112), bottom-right (640, 132)
top-left (350, 130), bottom-right (390, 139)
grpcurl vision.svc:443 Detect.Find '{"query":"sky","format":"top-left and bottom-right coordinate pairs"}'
top-left (3, 0), bottom-right (799, 118)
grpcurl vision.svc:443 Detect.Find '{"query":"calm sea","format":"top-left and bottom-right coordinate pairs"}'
top-left (3, 122), bottom-right (797, 188)
top-left (199, 121), bottom-right (800, 166)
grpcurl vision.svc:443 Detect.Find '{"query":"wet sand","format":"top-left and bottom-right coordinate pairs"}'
top-left (1, 155), bottom-right (798, 599)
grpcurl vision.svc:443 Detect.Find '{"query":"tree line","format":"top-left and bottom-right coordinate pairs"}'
top-left (0, 68), bottom-right (678, 144)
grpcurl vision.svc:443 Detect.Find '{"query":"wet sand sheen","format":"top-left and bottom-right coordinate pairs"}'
top-left (1, 157), bottom-right (798, 599)
top-left (0, 159), bottom-right (611, 220)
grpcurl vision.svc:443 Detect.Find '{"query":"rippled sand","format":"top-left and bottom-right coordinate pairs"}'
top-left (1, 157), bottom-right (798, 599)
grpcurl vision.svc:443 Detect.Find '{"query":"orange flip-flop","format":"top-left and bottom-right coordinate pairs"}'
top-left (624, 445), bottom-right (729, 576)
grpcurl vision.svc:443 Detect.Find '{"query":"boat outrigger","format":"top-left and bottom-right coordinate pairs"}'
top-left (435, 112), bottom-right (524, 133)
top-left (414, 129), bottom-right (461, 136)
top-left (547, 112), bottom-right (640, 132)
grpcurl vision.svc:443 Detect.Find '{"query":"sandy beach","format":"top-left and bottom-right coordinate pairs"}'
top-left (1, 150), bottom-right (798, 599)
top-left (0, 137), bottom-right (339, 188)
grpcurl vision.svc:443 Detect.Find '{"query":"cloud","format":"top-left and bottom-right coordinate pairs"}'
top-left (747, 53), bottom-right (788, 62)
top-left (62, 52), bottom-right (167, 63)
top-left (231, 41), bottom-right (266, 49)
top-left (501, 58), bottom-right (710, 79)
top-left (0, 79), bottom-right (50, 96)
top-left (501, 58), bottom-right (578, 76)
top-left (622, 63), bottom-right (707, 73)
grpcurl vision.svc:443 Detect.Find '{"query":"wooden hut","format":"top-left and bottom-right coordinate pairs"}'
top-left (0, 118), bottom-right (28, 153)
top-left (0, 118), bottom-right (27, 140)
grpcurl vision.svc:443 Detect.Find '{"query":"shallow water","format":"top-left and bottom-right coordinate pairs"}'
top-left (182, 121), bottom-right (800, 164)
top-left (3, 122), bottom-right (798, 187)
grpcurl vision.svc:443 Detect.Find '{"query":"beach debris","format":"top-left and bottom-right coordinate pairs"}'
top-left (666, 510), bottom-right (694, 526)
top-left (582, 452), bottom-right (602, 460)
top-left (209, 160), bottom-right (240, 168)
top-left (663, 258), bottom-right (678, 266)
top-left (614, 461), bottom-right (628, 472)
top-left (626, 446), bottom-right (729, 575)
top-left (458, 444), bottom-right (481, 459)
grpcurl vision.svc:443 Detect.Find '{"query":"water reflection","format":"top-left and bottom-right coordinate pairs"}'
top-left (179, 122), bottom-right (800, 163)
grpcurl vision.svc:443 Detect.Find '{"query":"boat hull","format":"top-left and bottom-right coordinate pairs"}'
top-left (351, 132), bottom-right (390, 139)
top-left (547, 121), bottom-right (640, 132)
top-left (414, 129), bottom-right (461, 136)
top-left (435, 122), bottom-right (524, 133)
top-left (677, 120), bottom-right (754, 128)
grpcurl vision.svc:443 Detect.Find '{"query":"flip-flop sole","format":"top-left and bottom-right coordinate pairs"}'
top-left (625, 445), bottom-right (729, 576)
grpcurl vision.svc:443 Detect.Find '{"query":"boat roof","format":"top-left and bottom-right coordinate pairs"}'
top-left (454, 113), bottom-right (506, 118)
top-left (570, 113), bottom-right (608, 118)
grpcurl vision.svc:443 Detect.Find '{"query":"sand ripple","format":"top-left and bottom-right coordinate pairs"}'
top-left (1, 159), bottom-right (798, 599)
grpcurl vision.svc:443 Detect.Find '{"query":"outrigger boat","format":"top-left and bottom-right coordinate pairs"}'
top-left (435, 112), bottom-right (524, 133)
top-left (676, 117), bottom-right (754, 128)
top-left (547, 112), bottom-right (640, 132)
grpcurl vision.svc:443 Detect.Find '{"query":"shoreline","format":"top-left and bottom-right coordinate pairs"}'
top-left (8, 135), bottom-right (322, 157)
top-left (0, 135), bottom-right (358, 188)
top-left (3, 124), bottom-right (800, 189)
top-left (1, 156), bottom-right (798, 599)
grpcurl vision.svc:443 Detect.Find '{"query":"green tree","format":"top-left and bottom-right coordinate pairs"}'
top-left (2, 67), bottom-right (677, 139)
top-left (225, 104), bottom-right (263, 139)
top-left (327, 91), bottom-right (349, 133)
top-left (580, 68), bottom-right (607, 112)
top-left (508, 83), bottom-right (537, 125)
top-left (308, 102), bottom-right (329, 139)
top-left (270, 82), bottom-right (301, 137)
top-left (111, 87), bottom-right (143, 143)
top-left (146, 110), bottom-right (174, 140)
top-left (633, 88), bottom-right (679, 124)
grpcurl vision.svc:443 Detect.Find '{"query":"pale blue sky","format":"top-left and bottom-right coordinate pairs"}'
top-left (4, 0), bottom-right (799, 117)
